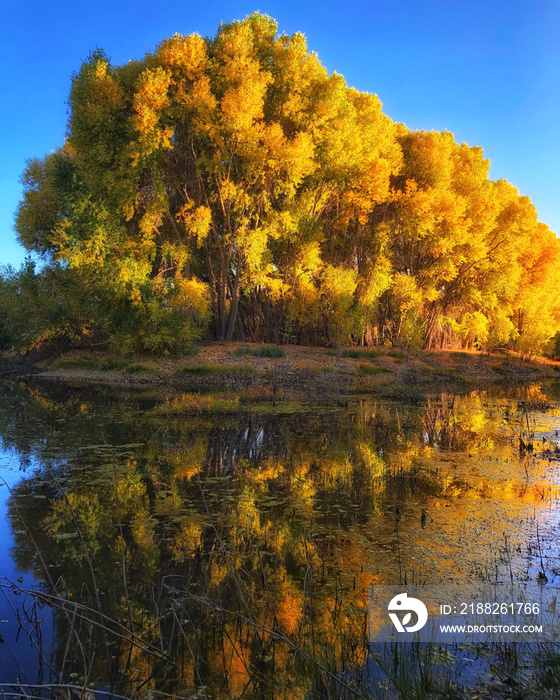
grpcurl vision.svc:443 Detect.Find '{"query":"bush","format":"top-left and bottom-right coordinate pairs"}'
top-left (255, 347), bottom-right (285, 358)
top-left (0, 260), bottom-right (93, 352)
top-left (229, 365), bottom-right (254, 375)
top-left (177, 364), bottom-right (229, 375)
top-left (125, 363), bottom-right (156, 374)
top-left (358, 364), bottom-right (390, 375)
top-left (235, 347), bottom-right (253, 356)
top-left (98, 278), bottom-right (210, 355)
top-left (54, 358), bottom-right (156, 373)
top-left (342, 349), bottom-right (383, 359)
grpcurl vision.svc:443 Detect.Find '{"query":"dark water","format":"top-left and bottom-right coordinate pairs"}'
top-left (1, 379), bottom-right (560, 697)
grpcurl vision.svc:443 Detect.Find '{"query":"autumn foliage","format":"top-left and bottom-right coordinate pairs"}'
top-left (9, 13), bottom-right (560, 354)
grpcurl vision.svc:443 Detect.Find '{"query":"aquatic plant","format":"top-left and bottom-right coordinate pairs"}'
top-left (155, 393), bottom-right (240, 414)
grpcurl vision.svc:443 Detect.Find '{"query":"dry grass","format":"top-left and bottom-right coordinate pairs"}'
top-left (155, 393), bottom-right (240, 414)
top-left (29, 342), bottom-right (560, 392)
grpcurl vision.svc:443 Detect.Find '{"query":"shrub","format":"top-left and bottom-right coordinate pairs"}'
top-left (99, 277), bottom-right (210, 355)
top-left (256, 347), bottom-right (285, 358)
top-left (235, 347), bottom-right (254, 356)
top-left (359, 364), bottom-right (390, 375)
top-left (342, 349), bottom-right (382, 359)
top-left (125, 363), bottom-right (156, 374)
top-left (229, 365), bottom-right (254, 375)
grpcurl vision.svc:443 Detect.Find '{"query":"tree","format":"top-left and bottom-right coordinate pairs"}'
top-left (367, 129), bottom-right (560, 351)
top-left (13, 13), bottom-right (560, 354)
top-left (62, 14), bottom-right (401, 342)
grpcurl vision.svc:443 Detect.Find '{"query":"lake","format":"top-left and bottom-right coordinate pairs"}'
top-left (1, 379), bottom-right (559, 698)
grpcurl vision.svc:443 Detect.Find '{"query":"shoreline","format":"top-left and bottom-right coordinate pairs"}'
top-left (2, 342), bottom-right (559, 400)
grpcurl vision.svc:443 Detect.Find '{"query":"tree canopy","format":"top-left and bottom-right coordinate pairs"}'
top-left (9, 12), bottom-right (560, 354)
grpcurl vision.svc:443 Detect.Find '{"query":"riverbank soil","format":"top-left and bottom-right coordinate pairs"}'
top-left (5, 343), bottom-right (560, 395)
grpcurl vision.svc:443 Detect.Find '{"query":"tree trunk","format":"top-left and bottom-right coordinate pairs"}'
top-left (226, 270), bottom-right (241, 341)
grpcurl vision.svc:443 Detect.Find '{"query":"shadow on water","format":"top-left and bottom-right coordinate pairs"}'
top-left (1, 380), bottom-right (560, 697)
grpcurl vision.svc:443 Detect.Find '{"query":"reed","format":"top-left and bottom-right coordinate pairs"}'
top-left (155, 393), bottom-right (240, 414)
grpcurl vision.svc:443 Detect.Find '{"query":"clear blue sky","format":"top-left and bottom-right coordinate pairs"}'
top-left (2, 0), bottom-right (559, 267)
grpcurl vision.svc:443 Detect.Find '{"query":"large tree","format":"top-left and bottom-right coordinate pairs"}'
top-left (60, 14), bottom-right (400, 341)
top-left (13, 13), bottom-right (560, 354)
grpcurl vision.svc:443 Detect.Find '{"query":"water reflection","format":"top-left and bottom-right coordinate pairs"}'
top-left (0, 380), bottom-right (560, 696)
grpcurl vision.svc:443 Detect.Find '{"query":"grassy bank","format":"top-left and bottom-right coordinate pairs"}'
top-left (4, 343), bottom-right (560, 402)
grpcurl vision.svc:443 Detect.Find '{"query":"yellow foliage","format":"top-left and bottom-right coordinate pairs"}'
top-left (132, 67), bottom-right (173, 160)
top-left (275, 580), bottom-right (303, 634)
top-left (455, 311), bottom-right (490, 347)
top-left (174, 277), bottom-right (211, 320)
top-left (170, 521), bottom-right (202, 560)
top-left (17, 13), bottom-right (560, 353)
top-left (177, 203), bottom-right (212, 245)
top-left (157, 33), bottom-right (208, 78)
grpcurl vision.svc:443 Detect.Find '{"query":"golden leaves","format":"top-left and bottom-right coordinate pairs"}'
top-left (132, 66), bottom-right (173, 154)
top-left (157, 33), bottom-right (207, 78)
top-left (174, 278), bottom-right (211, 321)
top-left (176, 203), bottom-right (212, 245)
top-left (26, 13), bottom-right (559, 352)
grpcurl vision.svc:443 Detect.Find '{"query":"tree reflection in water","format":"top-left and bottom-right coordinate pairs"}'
top-left (1, 380), bottom-right (560, 697)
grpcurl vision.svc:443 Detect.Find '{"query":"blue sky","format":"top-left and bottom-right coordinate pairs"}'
top-left (2, 0), bottom-right (559, 267)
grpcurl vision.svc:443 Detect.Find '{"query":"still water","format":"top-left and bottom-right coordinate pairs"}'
top-left (0, 379), bottom-right (560, 697)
